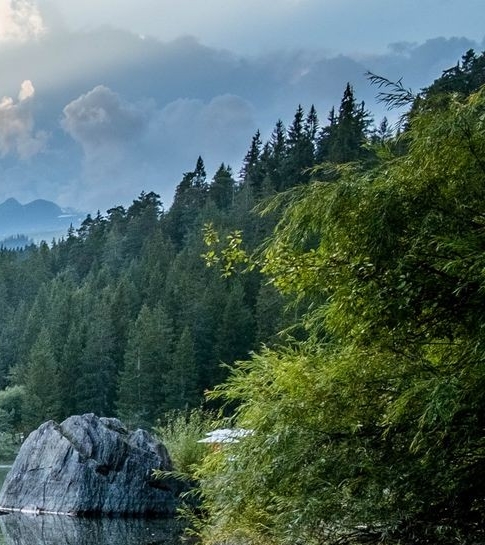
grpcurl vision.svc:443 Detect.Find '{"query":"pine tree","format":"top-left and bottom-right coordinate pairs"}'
top-left (23, 328), bottom-right (61, 430)
top-left (214, 281), bottom-right (255, 383)
top-left (209, 163), bottom-right (235, 209)
top-left (327, 83), bottom-right (371, 163)
top-left (117, 303), bottom-right (174, 428)
top-left (76, 294), bottom-right (117, 416)
top-left (266, 120), bottom-right (287, 191)
top-left (240, 130), bottom-right (266, 196)
top-left (283, 105), bottom-right (315, 187)
top-left (166, 157), bottom-right (209, 246)
top-left (164, 326), bottom-right (199, 411)
top-left (315, 106), bottom-right (337, 162)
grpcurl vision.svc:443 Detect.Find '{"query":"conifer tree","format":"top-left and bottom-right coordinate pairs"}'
top-left (283, 105), bottom-right (315, 187)
top-left (326, 83), bottom-right (371, 163)
top-left (209, 163), bottom-right (235, 209)
top-left (117, 303), bottom-right (174, 428)
top-left (76, 295), bottom-right (117, 416)
top-left (23, 328), bottom-right (61, 430)
top-left (164, 326), bottom-right (199, 411)
top-left (166, 157), bottom-right (209, 246)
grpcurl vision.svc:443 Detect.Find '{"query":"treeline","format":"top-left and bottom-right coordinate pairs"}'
top-left (0, 74), bottom-right (379, 435)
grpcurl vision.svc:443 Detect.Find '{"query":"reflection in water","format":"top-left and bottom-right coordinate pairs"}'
top-left (0, 512), bottom-right (184, 545)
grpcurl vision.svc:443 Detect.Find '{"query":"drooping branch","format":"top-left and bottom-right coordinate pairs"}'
top-left (366, 71), bottom-right (416, 110)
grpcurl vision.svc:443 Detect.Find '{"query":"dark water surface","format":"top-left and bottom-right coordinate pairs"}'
top-left (0, 513), bottom-right (184, 545)
top-left (0, 465), bottom-right (184, 545)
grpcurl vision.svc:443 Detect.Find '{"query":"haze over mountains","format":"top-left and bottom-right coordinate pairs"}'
top-left (0, 198), bottom-right (83, 243)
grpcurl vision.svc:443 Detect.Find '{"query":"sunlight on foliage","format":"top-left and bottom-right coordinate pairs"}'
top-left (196, 87), bottom-right (485, 544)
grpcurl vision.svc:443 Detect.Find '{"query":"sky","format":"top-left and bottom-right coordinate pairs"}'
top-left (0, 0), bottom-right (483, 214)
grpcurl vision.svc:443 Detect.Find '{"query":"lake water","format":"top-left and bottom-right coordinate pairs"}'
top-left (0, 466), bottom-right (185, 545)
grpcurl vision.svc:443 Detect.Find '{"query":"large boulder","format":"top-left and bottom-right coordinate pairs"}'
top-left (0, 414), bottom-right (179, 516)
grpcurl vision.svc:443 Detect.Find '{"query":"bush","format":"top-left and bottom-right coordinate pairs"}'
top-left (154, 409), bottom-right (216, 478)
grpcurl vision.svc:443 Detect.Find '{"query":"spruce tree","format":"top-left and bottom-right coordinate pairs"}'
top-left (117, 303), bottom-right (174, 428)
top-left (164, 326), bottom-right (199, 411)
top-left (23, 328), bottom-right (61, 430)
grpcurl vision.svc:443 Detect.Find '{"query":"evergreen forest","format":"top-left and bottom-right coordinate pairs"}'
top-left (1, 49), bottom-right (485, 544)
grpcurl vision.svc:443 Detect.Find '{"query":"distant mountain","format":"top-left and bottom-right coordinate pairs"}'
top-left (0, 198), bottom-right (84, 243)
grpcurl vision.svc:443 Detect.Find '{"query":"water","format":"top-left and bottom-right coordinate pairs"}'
top-left (0, 466), bottom-right (185, 545)
top-left (0, 513), bottom-right (184, 545)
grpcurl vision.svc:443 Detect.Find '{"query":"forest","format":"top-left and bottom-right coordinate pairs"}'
top-left (1, 49), bottom-right (485, 544)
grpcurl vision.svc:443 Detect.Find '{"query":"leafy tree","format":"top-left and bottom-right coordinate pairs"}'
top-left (196, 85), bottom-right (485, 544)
top-left (0, 385), bottom-right (26, 437)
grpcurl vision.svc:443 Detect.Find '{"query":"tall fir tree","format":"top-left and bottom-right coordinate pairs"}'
top-left (164, 326), bottom-right (199, 411)
top-left (23, 328), bottom-right (61, 431)
top-left (117, 303), bottom-right (174, 428)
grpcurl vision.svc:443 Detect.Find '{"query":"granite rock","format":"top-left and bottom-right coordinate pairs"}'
top-left (0, 414), bottom-right (178, 516)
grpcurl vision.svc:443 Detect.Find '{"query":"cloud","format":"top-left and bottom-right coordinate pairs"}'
top-left (61, 85), bottom-right (147, 156)
top-left (0, 21), bottom-right (480, 213)
top-left (59, 86), bottom-right (256, 211)
top-left (0, 79), bottom-right (47, 159)
top-left (45, 0), bottom-right (485, 59)
top-left (0, 0), bottom-right (45, 43)
top-left (150, 94), bottom-right (256, 164)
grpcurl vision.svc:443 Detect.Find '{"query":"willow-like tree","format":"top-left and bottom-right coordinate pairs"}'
top-left (196, 86), bottom-right (485, 545)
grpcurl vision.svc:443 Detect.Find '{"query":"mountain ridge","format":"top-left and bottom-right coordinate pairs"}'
top-left (0, 197), bottom-right (83, 242)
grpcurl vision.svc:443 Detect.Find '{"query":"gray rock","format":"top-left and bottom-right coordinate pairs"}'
top-left (0, 414), bottom-right (178, 516)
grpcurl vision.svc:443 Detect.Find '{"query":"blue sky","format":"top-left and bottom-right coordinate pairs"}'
top-left (0, 0), bottom-right (483, 212)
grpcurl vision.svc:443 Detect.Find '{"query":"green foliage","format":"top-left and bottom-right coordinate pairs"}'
top-left (117, 303), bottom-right (174, 428)
top-left (1, 53), bottom-right (483, 544)
top-left (196, 86), bottom-right (485, 544)
top-left (154, 409), bottom-right (215, 477)
top-left (0, 432), bottom-right (18, 462)
top-left (0, 385), bottom-right (26, 436)
top-left (23, 328), bottom-right (61, 430)
top-left (165, 327), bottom-right (199, 411)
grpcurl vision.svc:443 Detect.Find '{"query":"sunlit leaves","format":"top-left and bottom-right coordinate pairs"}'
top-left (197, 87), bottom-right (485, 544)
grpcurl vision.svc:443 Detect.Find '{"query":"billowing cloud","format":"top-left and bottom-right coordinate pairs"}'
top-left (0, 0), bottom-right (45, 43)
top-left (0, 79), bottom-right (47, 159)
top-left (150, 94), bottom-right (256, 163)
top-left (59, 86), bottom-right (256, 211)
top-left (61, 85), bottom-right (147, 156)
top-left (0, 13), bottom-right (481, 213)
